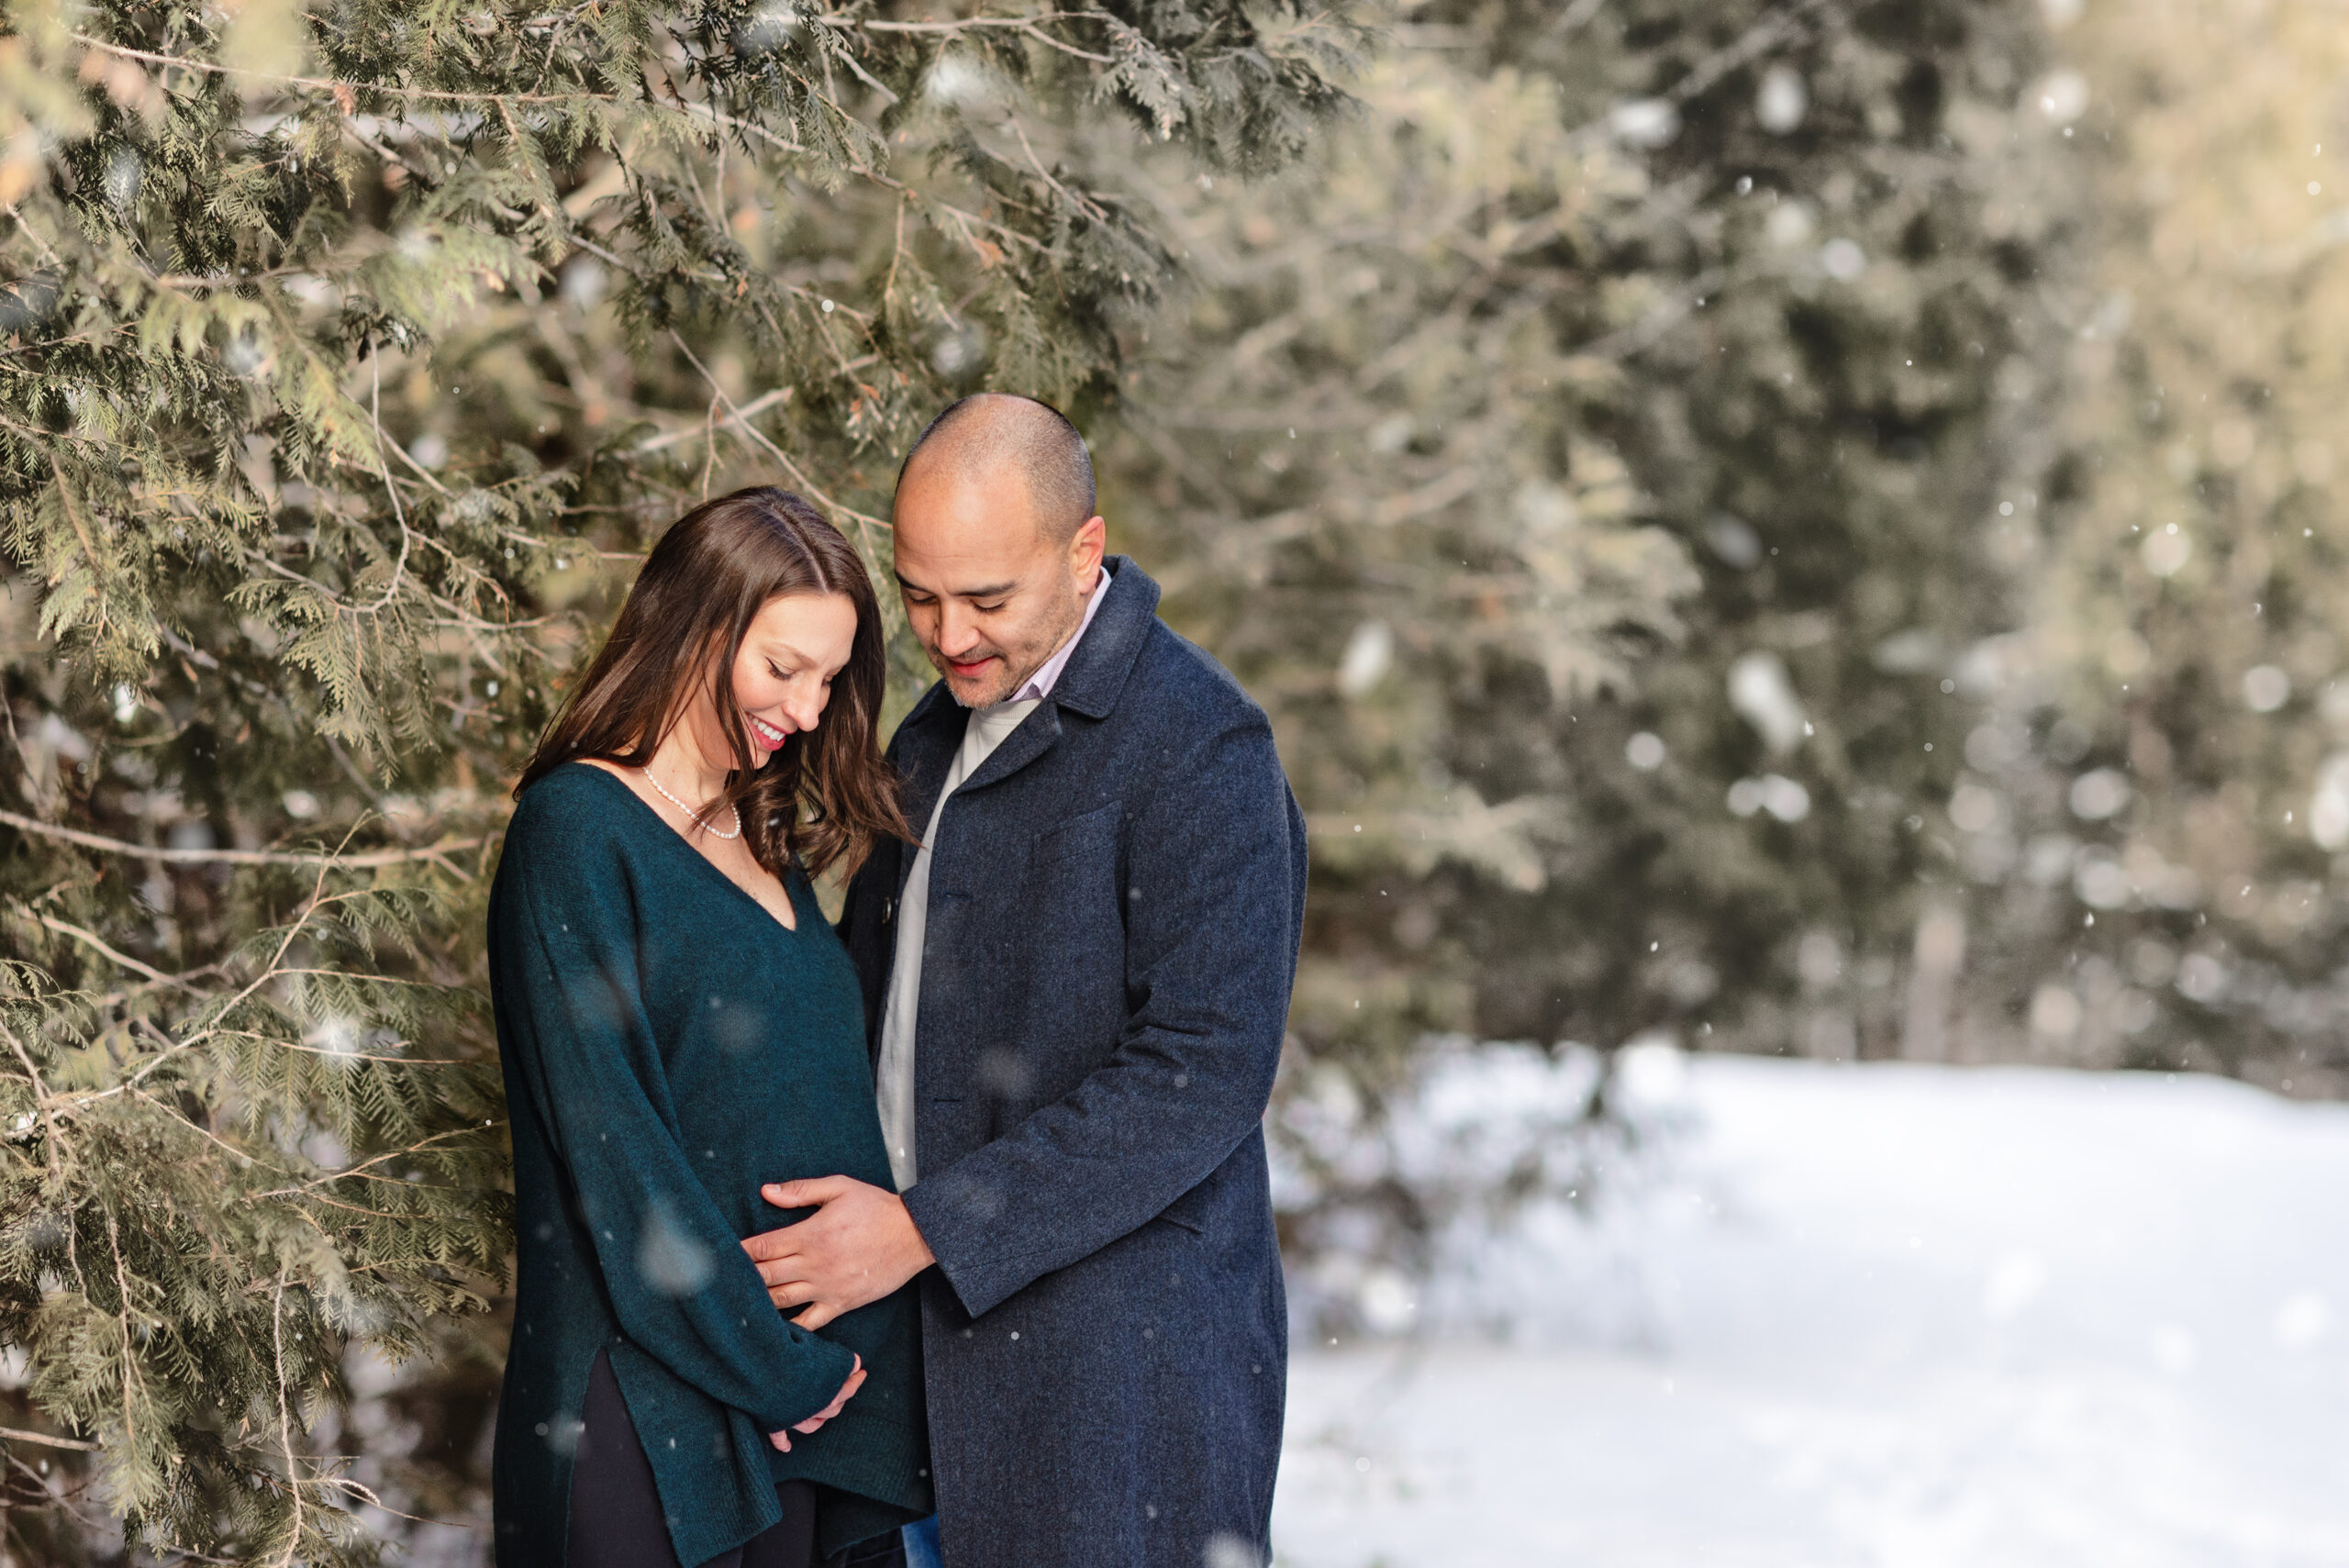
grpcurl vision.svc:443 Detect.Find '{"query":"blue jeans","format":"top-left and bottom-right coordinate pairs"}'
top-left (902, 1516), bottom-right (941, 1568)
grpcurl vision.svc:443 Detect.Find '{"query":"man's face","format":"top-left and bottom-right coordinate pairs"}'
top-left (891, 465), bottom-right (1105, 708)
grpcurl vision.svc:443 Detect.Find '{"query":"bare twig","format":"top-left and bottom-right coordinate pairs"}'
top-left (127, 1087), bottom-right (263, 1170)
top-left (631, 387), bottom-right (791, 454)
top-left (0, 807), bottom-right (488, 869)
top-left (0, 1012), bottom-right (70, 1174)
top-left (102, 1208), bottom-right (142, 1454)
top-left (269, 1264), bottom-right (303, 1568)
top-left (310, 1470), bottom-right (471, 1529)
top-left (255, 1126), bottom-right (494, 1200)
top-left (1567, 264), bottom-right (1736, 361)
top-left (0, 1425), bottom-right (99, 1453)
top-left (664, 333), bottom-right (894, 543)
top-left (696, 391), bottom-right (722, 500)
top-left (816, 10), bottom-right (1114, 61)
top-left (1007, 115), bottom-right (1109, 224)
top-left (31, 914), bottom-right (195, 991)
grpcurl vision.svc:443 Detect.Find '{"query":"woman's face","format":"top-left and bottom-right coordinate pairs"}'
top-left (684, 591), bottom-right (860, 773)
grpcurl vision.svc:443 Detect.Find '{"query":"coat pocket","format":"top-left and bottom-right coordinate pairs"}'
top-left (1157, 1176), bottom-right (1213, 1236)
top-left (1030, 800), bottom-right (1121, 869)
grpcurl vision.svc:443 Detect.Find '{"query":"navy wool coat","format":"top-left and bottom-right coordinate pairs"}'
top-left (837, 557), bottom-right (1307, 1568)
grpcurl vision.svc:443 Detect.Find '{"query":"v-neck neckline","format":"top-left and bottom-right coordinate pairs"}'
top-left (564, 762), bottom-right (806, 938)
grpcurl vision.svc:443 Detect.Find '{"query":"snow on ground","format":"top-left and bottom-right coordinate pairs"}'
top-left (1274, 1053), bottom-right (2349, 1567)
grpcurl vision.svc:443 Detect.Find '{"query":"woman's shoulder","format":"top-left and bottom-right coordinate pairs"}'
top-left (503, 762), bottom-right (649, 869)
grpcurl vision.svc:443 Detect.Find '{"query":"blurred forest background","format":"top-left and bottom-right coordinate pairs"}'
top-left (0, 0), bottom-right (2343, 1560)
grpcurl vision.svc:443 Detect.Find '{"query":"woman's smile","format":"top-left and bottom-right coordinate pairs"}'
top-left (746, 711), bottom-right (790, 751)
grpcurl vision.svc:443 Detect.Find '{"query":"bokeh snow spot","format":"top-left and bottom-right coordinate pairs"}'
top-left (2274, 1290), bottom-right (2331, 1351)
top-left (2311, 751), bottom-right (2349, 848)
top-left (1755, 65), bottom-right (1807, 135)
top-left (636, 1204), bottom-right (714, 1297)
top-left (2143, 525), bottom-right (2192, 576)
top-left (1337, 621), bottom-right (1394, 698)
top-left (1728, 774), bottom-right (1809, 823)
top-left (1609, 98), bottom-right (1680, 149)
top-left (2149, 1320), bottom-right (2199, 1375)
top-left (2067, 768), bottom-right (2132, 821)
top-left (2243, 664), bottom-right (2292, 713)
top-left (1729, 651), bottom-right (1806, 752)
top-left (2034, 69), bottom-right (2090, 124)
top-left (1983, 1251), bottom-right (2047, 1320)
top-left (1204, 1533), bottom-right (1264, 1568)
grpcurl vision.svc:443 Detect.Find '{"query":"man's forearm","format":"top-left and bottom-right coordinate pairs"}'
top-left (902, 1036), bottom-right (1275, 1319)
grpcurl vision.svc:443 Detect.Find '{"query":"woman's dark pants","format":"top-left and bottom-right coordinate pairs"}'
top-left (566, 1351), bottom-right (903, 1568)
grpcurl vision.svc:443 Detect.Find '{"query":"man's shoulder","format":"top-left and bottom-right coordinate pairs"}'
top-left (885, 680), bottom-right (964, 756)
top-left (1122, 617), bottom-right (1269, 740)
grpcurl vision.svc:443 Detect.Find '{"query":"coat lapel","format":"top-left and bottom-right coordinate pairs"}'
top-left (956, 701), bottom-right (1062, 795)
top-left (890, 685), bottom-right (969, 900)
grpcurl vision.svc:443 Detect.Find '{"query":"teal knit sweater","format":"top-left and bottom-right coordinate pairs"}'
top-left (488, 763), bottom-right (929, 1567)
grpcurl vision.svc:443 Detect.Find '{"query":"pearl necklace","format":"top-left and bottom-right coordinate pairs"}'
top-left (642, 767), bottom-right (743, 840)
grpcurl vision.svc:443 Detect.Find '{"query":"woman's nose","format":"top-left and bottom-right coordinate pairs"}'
top-left (782, 684), bottom-right (825, 732)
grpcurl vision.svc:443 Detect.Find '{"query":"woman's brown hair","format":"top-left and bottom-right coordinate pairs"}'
top-left (516, 486), bottom-right (907, 881)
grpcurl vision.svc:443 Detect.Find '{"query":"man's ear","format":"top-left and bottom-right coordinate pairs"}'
top-left (1069, 514), bottom-right (1107, 587)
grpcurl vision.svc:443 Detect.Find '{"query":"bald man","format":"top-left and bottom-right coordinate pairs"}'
top-left (740, 395), bottom-right (1307, 1568)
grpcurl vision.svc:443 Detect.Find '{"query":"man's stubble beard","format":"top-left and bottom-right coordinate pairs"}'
top-left (934, 576), bottom-right (1085, 709)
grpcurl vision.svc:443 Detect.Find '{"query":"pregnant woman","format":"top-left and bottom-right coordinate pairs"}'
top-left (489, 487), bottom-right (927, 1568)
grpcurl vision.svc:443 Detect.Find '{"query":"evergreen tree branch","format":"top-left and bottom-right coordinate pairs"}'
top-left (72, 36), bottom-right (618, 106)
top-left (100, 1208), bottom-right (143, 1462)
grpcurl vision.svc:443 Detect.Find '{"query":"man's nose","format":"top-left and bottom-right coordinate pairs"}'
top-left (935, 604), bottom-right (983, 656)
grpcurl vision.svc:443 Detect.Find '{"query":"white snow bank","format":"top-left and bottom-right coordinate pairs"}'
top-left (1275, 1054), bottom-right (2349, 1566)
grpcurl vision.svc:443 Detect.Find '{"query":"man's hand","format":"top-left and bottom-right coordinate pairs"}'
top-left (740, 1175), bottom-right (936, 1329)
top-left (768, 1354), bottom-right (863, 1452)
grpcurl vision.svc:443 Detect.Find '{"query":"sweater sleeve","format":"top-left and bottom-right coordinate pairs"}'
top-left (904, 711), bottom-right (1306, 1318)
top-left (494, 809), bottom-right (856, 1431)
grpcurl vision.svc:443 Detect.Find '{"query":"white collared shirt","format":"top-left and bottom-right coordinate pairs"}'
top-left (1008, 565), bottom-right (1112, 704)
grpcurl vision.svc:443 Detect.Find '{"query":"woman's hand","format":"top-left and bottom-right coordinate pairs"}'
top-left (766, 1354), bottom-right (863, 1452)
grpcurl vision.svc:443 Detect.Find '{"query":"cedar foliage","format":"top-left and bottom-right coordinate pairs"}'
top-left (0, 2), bottom-right (1358, 1559)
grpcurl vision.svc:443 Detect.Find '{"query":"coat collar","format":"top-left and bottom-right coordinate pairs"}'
top-left (1046, 555), bottom-right (1159, 720)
